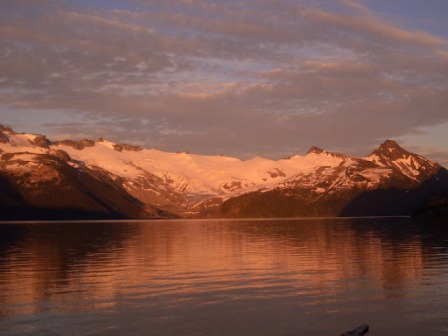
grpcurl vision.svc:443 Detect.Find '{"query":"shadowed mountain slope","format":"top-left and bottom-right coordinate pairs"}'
top-left (1, 125), bottom-right (447, 220)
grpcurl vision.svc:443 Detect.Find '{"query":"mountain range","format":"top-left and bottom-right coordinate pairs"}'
top-left (1, 124), bottom-right (447, 220)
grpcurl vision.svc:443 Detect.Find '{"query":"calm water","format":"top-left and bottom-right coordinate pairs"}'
top-left (0, 217), bottom-right (448, 336)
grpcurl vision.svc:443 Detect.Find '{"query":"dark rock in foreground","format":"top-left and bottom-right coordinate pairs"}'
top-left (339, 324), bottom-right (369, 336)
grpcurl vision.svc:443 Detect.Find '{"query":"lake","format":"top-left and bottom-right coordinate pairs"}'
top-left (0, 217), bottom-right (447, 335)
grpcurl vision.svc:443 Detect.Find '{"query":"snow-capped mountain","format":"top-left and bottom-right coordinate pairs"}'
top-left (1, 125), bottom-right (447, 219)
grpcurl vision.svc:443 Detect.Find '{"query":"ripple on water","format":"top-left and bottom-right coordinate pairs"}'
top-left (1, 218), bottom-right (448, 336)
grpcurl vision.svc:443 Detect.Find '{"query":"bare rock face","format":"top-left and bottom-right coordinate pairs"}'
top-left (113, 144), bottom-right (123, 152)
top-left (306, 145), bottom-right (348, 159)
top-left (371, 139), bottom-right (408, 160)
top-left (0, 125), bottom-right (13, 143)
top-left (53, 139), bottom-right (95, 150)
top-left (0, 125), bottom-right (16, 144)
top-left (50, 149), bottom-right (71, 162)
top-left (30, 135), bottom-right (51, 148)
top-left (0, 125), bottom-right (14, 133)
top-left (0, 132), bottom-right (8, 144)
top-left (120, 143), bottom-right (142, 152)
top-left (306, 146), bottom-right (325, 155)
top-left (113, 143), bottom-right (142, 152)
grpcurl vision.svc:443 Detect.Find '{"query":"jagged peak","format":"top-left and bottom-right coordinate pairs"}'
top-left (53, 137), bottom-right (143, 152)
top-left (0, 125), bottom-right (50, 149)
top-left (367, 139), bottom-right (441, 181)
top-left (306, 146), bottom-right (324, 155)
top-left (369, 139), bottom-right (411, 159)
top-left (306, 146), bottom-right (347, 159)
top-left (0, 125), bottom-right (142, 153)
top-left (117, 143), bottom-right (142, 152)
top-left (30, 134), bottom-right (51, 149)
top-left (0, 124), bottom-right (15, 144)
top-left (378, 139), bottom-right (405, 152)
top-left (0, 124), bottom-right (15, 134)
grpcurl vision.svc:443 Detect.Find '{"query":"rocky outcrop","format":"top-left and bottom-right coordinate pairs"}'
top-left (339, 324), bottom-right (369, 336)
top-left (52, 139), bottom-right (95, 150)
top-left (306, 146), bottom-right (348, 159)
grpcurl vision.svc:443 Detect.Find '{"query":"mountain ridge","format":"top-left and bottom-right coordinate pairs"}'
top-left (1, 125), bottom-right (447, 219)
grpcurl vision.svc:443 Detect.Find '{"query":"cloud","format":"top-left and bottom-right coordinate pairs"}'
top-left (0, 0), bottom-right (447, 162)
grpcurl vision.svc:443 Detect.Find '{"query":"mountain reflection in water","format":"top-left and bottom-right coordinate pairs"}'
top-left (0, 218), bottom-right (448, 336)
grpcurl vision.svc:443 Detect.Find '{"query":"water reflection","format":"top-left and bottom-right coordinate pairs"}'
top-left (0, 218), bottom-right (448, 335)
top-left (0, 223), bottom-right (137, 315)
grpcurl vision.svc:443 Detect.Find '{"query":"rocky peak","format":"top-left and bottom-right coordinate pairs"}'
top-left (380, 139), bottom-right (401, 149)
top-left (0, 124), bottom-right (15, 134)
top-left (369, 140), bottom-right (441, 181)
top-left (370, 140), bottom-right (413, 162)
top-left (378, 139), bottom-right (407, 154)
top-left (306, 146), bottom-right (347, 159)
top-left (120, 143), bottom-right (142, 152)
top-left (0, 125), bottom-right (14, 144)
top-left (306, 146), bottom-right (324, 155)
top-left (0, 125), bottom-right (50, 148)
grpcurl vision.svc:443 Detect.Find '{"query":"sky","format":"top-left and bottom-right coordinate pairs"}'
top-left (1, 0), bottom-right (447, 166)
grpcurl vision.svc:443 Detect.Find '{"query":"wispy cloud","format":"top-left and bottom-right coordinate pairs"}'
top-left (0, 0), bottom-right (447, 161)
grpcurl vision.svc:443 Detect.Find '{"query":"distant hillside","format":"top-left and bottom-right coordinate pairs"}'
top-left (413, 187), bottom-right (448, 219)
top-left (1, 125), bottom-right (448, 220)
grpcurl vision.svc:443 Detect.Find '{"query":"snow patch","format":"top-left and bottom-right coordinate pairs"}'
top-left (96, 140), bottom-right (116, 150)
top-left (8, 134), bottom-right (37, 147)
top-left (394, 157), bottom-right (420, 178)
top-left (0, 143), bottom-right (48, 155)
